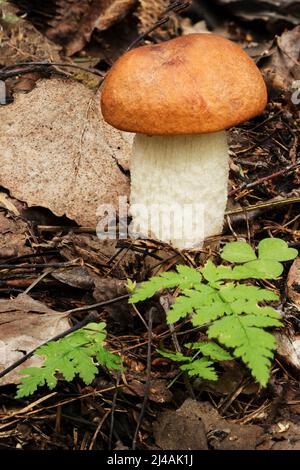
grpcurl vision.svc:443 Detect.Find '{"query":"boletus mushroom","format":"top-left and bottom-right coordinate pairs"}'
top-left (101, 33), bottom-right (267, 249)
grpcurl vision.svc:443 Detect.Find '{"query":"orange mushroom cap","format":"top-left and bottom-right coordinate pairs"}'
top-left (101, 33), bottom-right (267, 136)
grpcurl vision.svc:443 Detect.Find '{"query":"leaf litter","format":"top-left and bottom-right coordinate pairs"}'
top-left (0, 0), bottom-right (300, 452)
top-left (0, 78), bottom-right (133, 226)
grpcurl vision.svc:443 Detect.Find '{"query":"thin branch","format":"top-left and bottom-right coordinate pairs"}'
top-left (108, 374), bottom-right (121, 450)
top-left (0, 61), bottom-right (105, 81)
top-left (229, 161), bottom-right (300, 197)
top-left (132, 307), bottom-right (153, 450)
top-left (0, 261), bottom-right (77, 270)
top-left (225, 196), bottom-right (300, 216)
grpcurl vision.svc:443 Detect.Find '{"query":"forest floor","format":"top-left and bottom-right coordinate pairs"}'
top-left (0, 0), bottom-right (300, 450)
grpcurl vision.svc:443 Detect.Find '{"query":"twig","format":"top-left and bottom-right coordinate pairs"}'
top-left (37, 226), bottom-right (96, 233)
top-left (225, 196), bottom-right (300, 216)
top-left (36, 197), bottom-right (300, 244)
top-left (229, 161), bottom-right (300, 197)
top-left (23, 268), bottom-right (56, 295)
top-left (132, 307), bottom-right (153, 450)
top-left (4, 251), bottom-right (59, 264)
top-left (89, 409), bottom-right (111, 450)
top-left (66, 294), bottom-right (130, 315)
top-left (0, 61), bottom-right (105, 81)
top-left (246, 110), bottom-right (282, 132)
top-left (0, 261), bottom-right (77, 270)
top-left (108, 374), bottom-right (121, 450)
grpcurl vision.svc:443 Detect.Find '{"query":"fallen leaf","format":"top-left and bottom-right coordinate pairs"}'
top-left (124, 379), bottom-right (173, 403)
top-left (51, 267), bottom-right (94, 290)
top-left (177, 399), bottom-right (264, 450)
top-left (0, 78), bottom-right (133, 226)
top-left (93, 277), bottom-right (127, 303)
top-left (287, 257), bottom-right (300, 308)
top-left (154, 408), bottom-right (208, 450)
top-left (14, 0), bottom-right (136, 56)
top-left (94, 0), bottom-right (137, 30)
top-left (60, 235), bottom-right (121, 266)
top-left (0, 209), bottom-right (32, 260)
top-left (271, 441), bottom-right (300, 450)
top-left (0, 294), bottom-right (69, 386)
top-left (258, 26), bottom-right (300, 91)
top-left (92, 276), bottom-right (129, 322)
top-left (51, 0), bottom-right (136, 56)
top-left (59, 233), bottom-right (138, 276)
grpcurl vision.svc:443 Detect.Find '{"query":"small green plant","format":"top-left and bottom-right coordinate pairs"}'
top-left (130, 238), bottom-right (298, 387)
top-left (16, 322), bottom-right (122, 398)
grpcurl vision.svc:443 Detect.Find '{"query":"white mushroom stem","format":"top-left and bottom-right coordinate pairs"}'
top-left (129, 132), bottom-right (229, 249)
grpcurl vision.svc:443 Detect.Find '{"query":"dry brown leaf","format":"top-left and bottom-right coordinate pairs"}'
top-left (0, 193), bottom-right (20, 216)
top-left (92, 276), bottom-right (130, 327)
top-left (0, 209), bottom-right (32, 260)
top-left (0, 78), bottom-right (133, 226)
top-left (93, 277), bottom-right (127, 302)
top-left (60, 234), bottom-right (120, 265)
top-left (0, 294), bottom-right (69, 386)
top-left (124, 378), bottom-right (173, 403)
top-left (94, 0), bottom-right (136, 30)
top-left (173, 399), bottom-right (264, 450)
top-left (154, 403), bottom-right (208, 450)
top-left (14, 0), bottom-right (136, 56)
top-left (51, 0), bottom-right (136, 55)
top-left (258, 25), bottom-right (300, 91)
top-left (51, 267), bottom-right (94, 290)
top-left (287, 258), bottom-right (300, 308)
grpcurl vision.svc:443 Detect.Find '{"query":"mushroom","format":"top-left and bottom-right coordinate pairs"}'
top-left (101, 33), bottom-right (267, 249)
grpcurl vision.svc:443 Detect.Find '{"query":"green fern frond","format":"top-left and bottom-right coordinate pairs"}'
top-left (180, 358), bottom-right (218, 380)
top-left (158, 348), bottom-right (219, 381)
top-left (186, 342), bottom-right (233, 361)
top-left (129, 265), bottom-right (202, 303)
top-left (16, 323), bottom-right (122, 398)
top-left (168, 284), bottom-right (217, 324)
top-left (157, 349), bottom-right (190, 363)
top-left (208, 315), bottom-right (281, 386)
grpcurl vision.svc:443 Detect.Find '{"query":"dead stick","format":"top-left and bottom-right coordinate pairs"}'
top-left (226, 196), bottom-right (300, 215)
top-left (229, 162), bottom-right (300, 197)
top-left (0, 262), bottom-right (76, 270)
top-left (132, 307), bottom-right (153, 450)
top-left (0, 62), bottom-right (105, 80)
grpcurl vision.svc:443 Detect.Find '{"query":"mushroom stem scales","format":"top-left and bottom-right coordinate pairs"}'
top-left (130, 132), bottom-right (229, 249)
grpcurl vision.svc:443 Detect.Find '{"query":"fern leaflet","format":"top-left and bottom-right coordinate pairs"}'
top-left (16, 322), bottom-right (122, 398)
